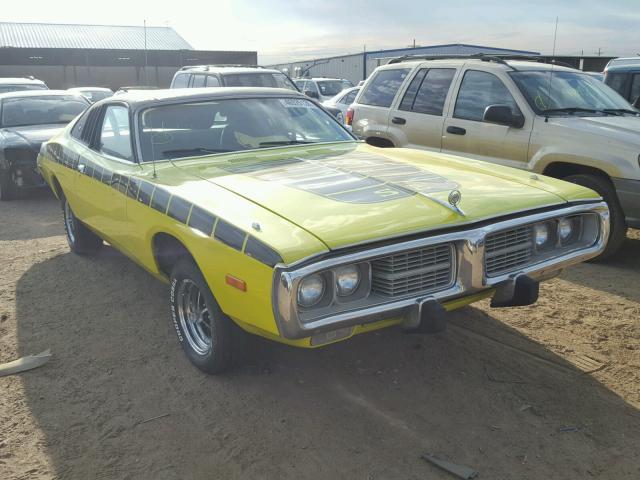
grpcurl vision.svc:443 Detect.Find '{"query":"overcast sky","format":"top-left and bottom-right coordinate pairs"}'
top-left (8, 0), bottom-right (640, 63)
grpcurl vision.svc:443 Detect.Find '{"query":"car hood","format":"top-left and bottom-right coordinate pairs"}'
top-left (547, 115), bottom-right (640, 146)
top-left (1, 124), bottom-right (67, 149)
top-left (173, 142), bottom-right (598, 250)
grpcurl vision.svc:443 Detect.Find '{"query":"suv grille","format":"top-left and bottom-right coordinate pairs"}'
top-left (371, 244), bottom-right (454, 297)
top-left (485, 226), bottom-right (533, 276)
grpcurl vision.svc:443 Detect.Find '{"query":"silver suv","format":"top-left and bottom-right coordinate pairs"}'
top-left (349, 55), bottom-right (640, 258)
top-left (0, 77), bottom-right (47, 94)
top-left (171, 65), bottom-right (298, 91)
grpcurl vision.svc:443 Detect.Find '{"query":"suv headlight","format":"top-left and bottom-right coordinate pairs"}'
top-left (297, 274), bottom-right (326, 307)
top-left (335, 265), bottom-right (361, 296)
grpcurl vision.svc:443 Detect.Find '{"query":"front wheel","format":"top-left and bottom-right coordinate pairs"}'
top-left (0, 170), bottom-right (18, 201)
top-left (62, 195), bottom-right (103, 254)
top-left (564, 174), bottom-right (626, 260)
top-left (170, 259), bottom-right (237, 374)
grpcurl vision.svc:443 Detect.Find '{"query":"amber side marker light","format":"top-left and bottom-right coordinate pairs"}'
top-left (225, 274), bottom-right (247, 292)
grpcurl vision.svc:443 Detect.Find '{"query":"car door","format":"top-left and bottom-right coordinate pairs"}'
top-left (442, 69), bottom-right (533, 168)
top-left (387, 67), bottom-right (458, 151)
top-left (75, 103), bottom-right (140, 247)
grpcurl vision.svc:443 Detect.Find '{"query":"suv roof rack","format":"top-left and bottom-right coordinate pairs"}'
top-left (386, 53), bottom-right (577, 71)
top-left (179, 64), bottom-right (266, 71)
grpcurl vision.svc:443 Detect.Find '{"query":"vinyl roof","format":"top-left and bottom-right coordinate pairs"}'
top-left (0, 22), bottom-right (193, 50)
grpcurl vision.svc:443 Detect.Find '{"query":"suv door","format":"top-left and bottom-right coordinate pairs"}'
top-left (442, 69), bottom-right (532, 168)
top-left (387, 66), bottom-right (457, 151)
top-left (77, 104), bottom-right (140, 246)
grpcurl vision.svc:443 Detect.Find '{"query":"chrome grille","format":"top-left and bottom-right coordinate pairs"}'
top-left (485, 225), bottom-right (533, 277)
top-left (371, 244), bottom-right (454, 297)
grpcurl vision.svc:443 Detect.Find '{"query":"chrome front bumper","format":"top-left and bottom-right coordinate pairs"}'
top-left (273, 202), bottom-right (610, 340)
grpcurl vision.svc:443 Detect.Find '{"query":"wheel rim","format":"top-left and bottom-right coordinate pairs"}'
top-left (64, 200), bottom-right (76, 244)
top-left (176, 279), bottom-right (212, 356)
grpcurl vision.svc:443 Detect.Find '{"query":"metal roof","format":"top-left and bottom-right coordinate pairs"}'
top-left (0, 22), bottom-right (193, 50)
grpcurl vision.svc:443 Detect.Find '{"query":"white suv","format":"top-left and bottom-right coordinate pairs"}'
top-left (348, 55), bottom-right (640, 258)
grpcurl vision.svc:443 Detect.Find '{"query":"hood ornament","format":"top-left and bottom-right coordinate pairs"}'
top-left (419, 189), bottom-right (465, 217)
top-left (448, 189), bottom-right (462, 208)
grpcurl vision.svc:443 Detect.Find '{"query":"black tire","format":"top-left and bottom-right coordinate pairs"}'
top-left (564, 174), bottom-right (626, 259)
top-left (0, 170), bottom-right (18, 201)
top-left (170, 259), bottom-right (237, 374)
top-left (61, 194), bottom-right (103, 255)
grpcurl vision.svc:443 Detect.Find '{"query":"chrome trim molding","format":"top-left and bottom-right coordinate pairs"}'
top-left (272, 202), bottom-right (609, 339)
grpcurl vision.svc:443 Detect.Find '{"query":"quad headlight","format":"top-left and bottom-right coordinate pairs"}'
top-left (297, 274), bottom-right (326, 308)
top-left (558, 217), bottom-right (577, 244)
top-left (534, 222), bottom-right (553, 249)
top-left (335, 264), bottom-right (361, 296)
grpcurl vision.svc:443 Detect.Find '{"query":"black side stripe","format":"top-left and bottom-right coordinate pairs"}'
top-left (188, 205), bottom-right (216, 237)
top-left (214, 219), bottom-right (246, 251)
top-left (127, 177), bottom-right (141, 199)
top-left (244, 235), bottom-right (283, 267)
top-left (167, 196), bottom-right (191, 224)
top-left (150, 187), bottom-right (171, 214)
top-left (137, 180), bottom-right (155, 206)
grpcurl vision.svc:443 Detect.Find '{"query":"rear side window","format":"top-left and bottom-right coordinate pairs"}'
top-left (605, 72), bottom-right (628, 99)
top-left (99, 105), bottom-right (133, 161)
top-left (191, 75), bottom-right (206, 88)
top-left (172, 73), bottom-right (189, 88)
top-left (71, 109), bottom-right (91, 141)
top-left (630, 74), bottom-right (640, 104)
top-left (341, 90), bottom-right (358, 104)
top-left (405, 69), bottom-right (455, 115)
top-left (454, 70), bottom-right (519, 121)
top-left (359, 68), bottom-right (410, 107)
top-left (205, 75), bottom-right (220, 87)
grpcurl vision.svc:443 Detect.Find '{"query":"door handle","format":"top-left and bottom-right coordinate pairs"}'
top-left (391, 116), bottom-right (406, 125)
top-left (446, 126), bottom-right (466, 135)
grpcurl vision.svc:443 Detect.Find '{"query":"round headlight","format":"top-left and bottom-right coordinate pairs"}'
top-left (297, 274), bottom-right (325, 308)
top-left (335, 264), bottom-right (361, 296)
top-left (534, 222), bottom-right (551, 247)
top-left (558, 217), bottom-right (574, 242)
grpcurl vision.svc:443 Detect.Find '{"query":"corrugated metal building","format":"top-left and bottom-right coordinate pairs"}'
top-left (268, 43), bottom-right (540, 84)
top-left (0, 22), bottom-right (257, 89)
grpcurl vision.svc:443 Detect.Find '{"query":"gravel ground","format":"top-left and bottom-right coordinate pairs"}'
top-left (1, 192), bottom-right (639, 480)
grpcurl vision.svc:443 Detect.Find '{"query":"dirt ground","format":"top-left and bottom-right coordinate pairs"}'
top-left (1, 192), bottom-right (639, 480)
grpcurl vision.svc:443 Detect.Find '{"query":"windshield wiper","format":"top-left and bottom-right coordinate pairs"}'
top-left (258, 140), bottom-right (314, 147)
top-left (541, 107), bottom-right (599, 115)
top-left (600, 108), bottom-right (640, 116)
top-left (162, 147), bottom-right (231, 158)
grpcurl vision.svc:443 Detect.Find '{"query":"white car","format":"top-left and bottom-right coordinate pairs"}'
top-left (322, 86), bottom-right (360, 123)
top-left (67, 87), bottom-right (114, 103)
top-left (294, 78), bottom-right (354, 102)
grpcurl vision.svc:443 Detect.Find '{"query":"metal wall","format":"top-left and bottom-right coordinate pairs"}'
top-left (271, 53), bottom-right (365, 85)
top-left (0, 48), bottom-right (258, 89)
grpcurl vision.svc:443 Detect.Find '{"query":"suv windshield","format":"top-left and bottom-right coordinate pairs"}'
top-left (510, 70), bottom-right (633, 115)
top-left (222, 73), bottom-right (298, 91)
top-left (316, 80), bottom-right (345, 97)
top-left (0, 84), bottom-right (47, 94)
top-left (138, 97), bottom-right (353, 161)
top-left (1, 96), bottom-right (87, 127)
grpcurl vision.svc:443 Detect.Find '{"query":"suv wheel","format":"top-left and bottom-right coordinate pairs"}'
top-left (0, 170), bottom-right (18, 201)
top-left (564, 174), bottom-right (626, 260)
top-left (62, 195), bottom-right (103, 254)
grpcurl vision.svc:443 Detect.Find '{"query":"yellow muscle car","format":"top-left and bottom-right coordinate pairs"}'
top-left (37, 88), bottom-right (609, 374)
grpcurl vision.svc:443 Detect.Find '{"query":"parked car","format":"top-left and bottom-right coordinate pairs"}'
top-left (37, 87), bottom-right (608, 373)
top-left (0, 77), bottom-right (48, 94)
top-left (348, 55), bottom-right (640, 258)
top-left (322, 86), bottom-right (361, 123)
top-left (294, 78), bottom-right (353, 102)
top-left (604, 63), bottom-right (640, 107)
top-left (114, 86), bottom-right (158, 96)
top-left (170, 65), bottom-right (298, 91)
top-left (0, 90), bottom-right (89, 200)
top-left (68, 87), bottom-right (114, 103)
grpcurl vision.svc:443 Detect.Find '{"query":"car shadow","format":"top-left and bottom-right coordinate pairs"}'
top-left (12, 247), bottom-right (640, 479)
top-left (0, 190), bottom-right (62, 241)
top-left (561, 232), bottom-right (640, 303)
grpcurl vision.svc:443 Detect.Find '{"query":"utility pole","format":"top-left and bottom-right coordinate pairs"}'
top-left (143, 20), bottom-right (148, 85)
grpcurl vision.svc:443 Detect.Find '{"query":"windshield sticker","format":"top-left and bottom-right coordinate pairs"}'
top-left (279, 98), bottom-right (313, 108)
top-left (248, 151), bottom-right (459, 204)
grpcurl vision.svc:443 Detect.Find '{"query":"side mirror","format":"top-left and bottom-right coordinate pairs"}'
top-left (304, 90), bottom-right (319, 99)
top-left (632, 97), bottom-right (640, 109)
top-left (483, 104), bottom-right (525, 128)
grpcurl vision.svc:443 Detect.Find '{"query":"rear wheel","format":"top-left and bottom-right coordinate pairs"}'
top-left (0, 170), bottom-right (18, 201)
top-left (564, 174), bottom-right (626, 260)
top-left (170, 259), bottom-right (237, 374)
top-left (62, 195), bottom-right (103, 254)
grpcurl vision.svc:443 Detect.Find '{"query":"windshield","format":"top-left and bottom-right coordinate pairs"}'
top-left (510, 70), bottom-right (633, 114)
top-left (82, 90), bottom-right (113, 102)
top-left (0, 84), bottom-right (47, 94)
top-left (0, 96), bottom-right (88, 127)
top-left (316, 81), bottom-right (345, 97)
top-left (222, 73), bottom-right (298, 91)
top-left (138, 97), bottom-right (354, 161)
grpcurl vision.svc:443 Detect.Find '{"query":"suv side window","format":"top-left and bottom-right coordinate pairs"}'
top-left (454, 70), bottom-right (519, 121)
top-left (630, 74), bottom-right (640, 103)
top-left (359, 68), bottom-right (411, 107)
top-left (99, 105), bottom-right (133, 161)
top-left (172, 73), bottom-right (189, 88)
top-left (400, 68), bottom-right (455, 115)
top-left (342, 90), bottom-right (358, 104)
top-left (191, 75), bottom-right (206, 88)
top-left (605, 72), bottom-right (629, 99)
top-left (205, 75), bottom-right (220, 87)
